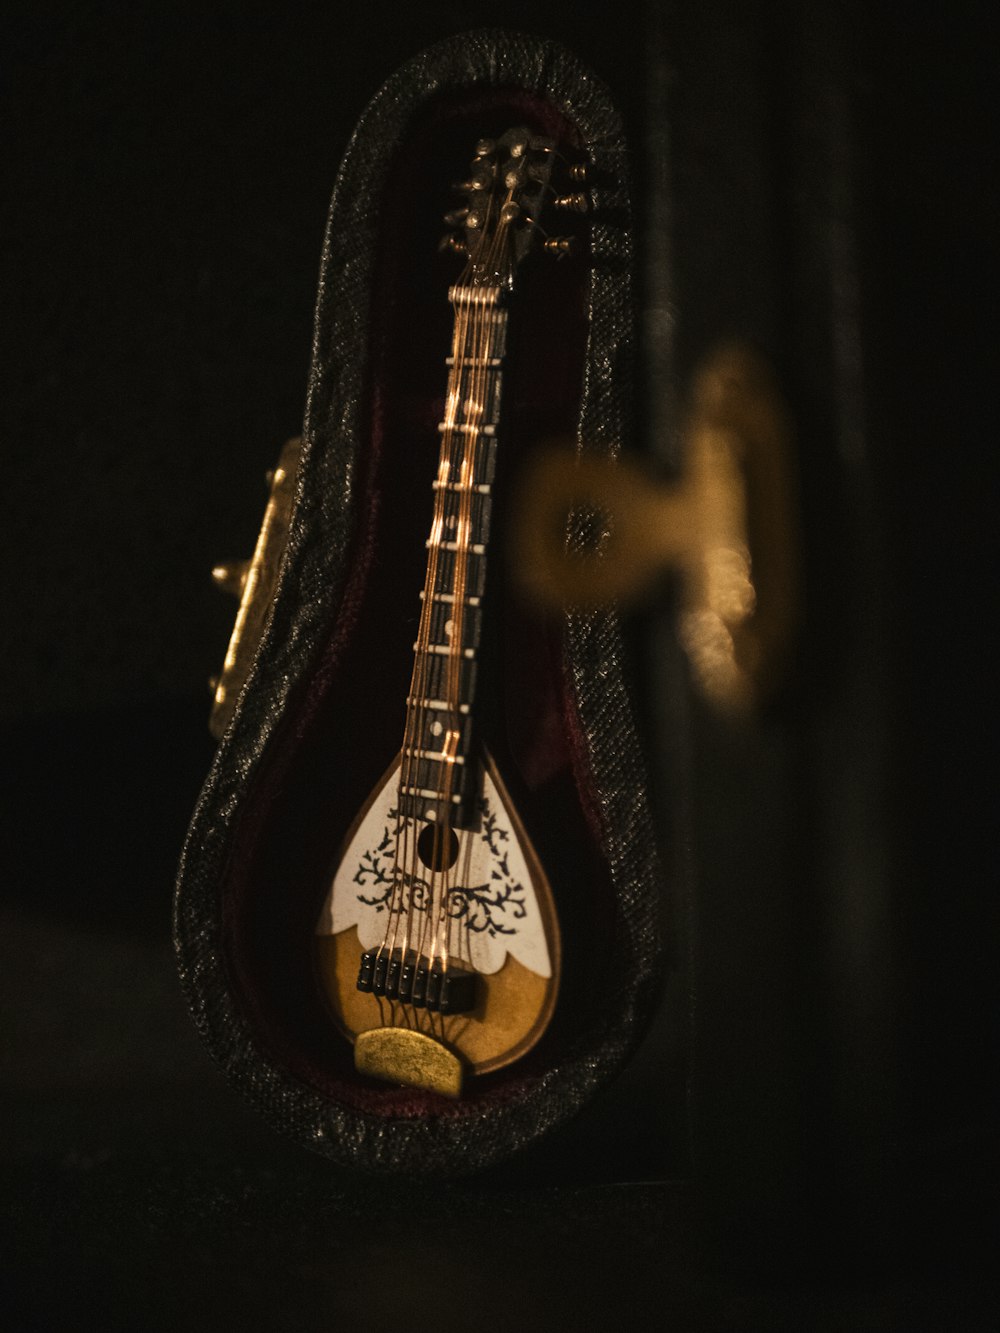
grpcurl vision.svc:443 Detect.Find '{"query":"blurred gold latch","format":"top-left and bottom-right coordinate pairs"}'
top-left (208, 437), bottom-right (301, 739)
top-left (515, 345), bottom-right (798, 712)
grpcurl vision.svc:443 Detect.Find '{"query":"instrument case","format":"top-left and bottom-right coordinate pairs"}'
top-left (174, 31), bottom-right (668, 1175)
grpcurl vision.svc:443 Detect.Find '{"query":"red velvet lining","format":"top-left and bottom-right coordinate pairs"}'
top-left (220, 86), bottom-right (616, 1119)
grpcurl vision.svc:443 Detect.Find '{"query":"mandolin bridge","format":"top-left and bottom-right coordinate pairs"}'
top-left (357, 948), bottom-right (477, 1014)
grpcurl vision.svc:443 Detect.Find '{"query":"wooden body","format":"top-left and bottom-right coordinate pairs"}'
top-left (315, 749), bottom-right (560, 1075)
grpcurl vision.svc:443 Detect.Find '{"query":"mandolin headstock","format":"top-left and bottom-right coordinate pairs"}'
top-left (441, 127), bottom-right (589, 285)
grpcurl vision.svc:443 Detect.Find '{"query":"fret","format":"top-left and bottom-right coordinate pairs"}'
top-left (446, 356), bottom-right (502, 367)
top-left (398, 785), bottom-right (463, 803)
top-left (400, 758), bottom-right (475, 805)
top-left (397, 792), bottom-right (473, 826)
top-left (426, 539), bottom-right (486, 555)
top-left (438, 423), bottom-right (496, 436)
top-left (397, 753), bottom-right (478, 824)
top-left (414, 643), bottom-right (476, 660)
top-left (419, 591), bottom-right (482, 606)
top-left (406, 697), bottom-right (471, 714)
top-left (432, 482), bottom-right (491, 495)
top-left (403, 747), bottom-right (467, 765)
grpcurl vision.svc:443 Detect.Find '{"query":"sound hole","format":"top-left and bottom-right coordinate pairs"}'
top-left (417, 823), bottom-right (459, 871)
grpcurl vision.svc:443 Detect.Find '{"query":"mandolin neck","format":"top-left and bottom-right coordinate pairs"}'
top-left (397, 284), bottom-right (509, 829)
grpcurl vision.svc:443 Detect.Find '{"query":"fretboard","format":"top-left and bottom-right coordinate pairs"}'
top-left (398, 285), bottom-right (508, 828)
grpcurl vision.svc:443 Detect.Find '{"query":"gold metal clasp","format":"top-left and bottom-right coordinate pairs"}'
top-left (513, 344), bottom-right (799, 712)
top-left (209, 436), bottom-right (301, 739)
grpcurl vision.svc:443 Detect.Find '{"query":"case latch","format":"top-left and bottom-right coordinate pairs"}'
top-left (514, 344), bottom-right (799, 713)
top-left (208, 436), bottom-right (300, 739)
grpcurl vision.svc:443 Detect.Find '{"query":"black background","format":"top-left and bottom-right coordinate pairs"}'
top-left (2, 1), bottom-right (995, 1327)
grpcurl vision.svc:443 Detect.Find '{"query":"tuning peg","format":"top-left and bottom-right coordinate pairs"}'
top-left (443, 207), bottom-right (469, 227)
top-left (544, 236), bottom-right (575, 258)
top-left (474, 138), bottom-right (496, 157)
top-left (568, 163), bottom-right (588, 183)
top-left (553, 193), bottom-right (589, 213)
top-left (454, 170), bottom-right (490, 193)
top-left (438, 233), bottom-right (468, 254)
top-left (212, 561), bottom-right (249, 596)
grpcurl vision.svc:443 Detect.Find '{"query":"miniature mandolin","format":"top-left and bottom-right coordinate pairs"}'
top-left (314, 128), bottom-right (587, 1097)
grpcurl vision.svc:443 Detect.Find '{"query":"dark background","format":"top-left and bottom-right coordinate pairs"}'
top-left (2, 0), bottom-right (995, 1327)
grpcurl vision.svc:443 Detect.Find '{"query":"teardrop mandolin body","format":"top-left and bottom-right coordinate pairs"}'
top-left (315, 748), bottom-right (560, 1077)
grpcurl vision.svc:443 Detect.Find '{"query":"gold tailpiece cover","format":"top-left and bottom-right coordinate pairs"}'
top-left (354, 1028), bottom-right (464, 1098)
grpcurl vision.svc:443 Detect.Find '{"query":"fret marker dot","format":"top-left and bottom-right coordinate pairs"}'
top-left (444, 619), bottom-right (454, 637)
top-left (430, 720), bottom-right (443, 736)
top-left (425, 808), bottom-right (437, 821)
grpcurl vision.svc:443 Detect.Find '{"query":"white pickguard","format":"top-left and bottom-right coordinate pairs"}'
top-left (316, 757), bottom-right (551, 979)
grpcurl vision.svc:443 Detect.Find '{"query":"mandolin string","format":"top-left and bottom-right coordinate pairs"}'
top-left (430, 174), bottom-right (510, 994)
top-left (409, 289), bottom-right (468, 978)
top-left (443, 321), bottom-right (475, 976)
top-left (386, 155), bottom-right (512, 1004)
top-left (448, 278), bottom-right (498, 968)
top-left (383, 511), bottom-right (434, 970)
top-left (427, 287), bottom-right (477, 981)
top-left (447, 275), bottom-right (495, 972)
top-left (452, 218), bottom-right (503, 980)
top-left (381, 287), bottom-right (467, 979)
top-left (462, 211), bottom-right (508, 964)
top-left (433, 204), bottom-right (507, 980)
top-left (409, 283), bottom-right (475, 984)
top-left (435, 282), bottom-right (483, 973)
top-left (429, 294), bottom-right (478, 979)
top-left (437, 297), bottom-right (478, 974)
top-left (443, 189), bottom-right (508, 978)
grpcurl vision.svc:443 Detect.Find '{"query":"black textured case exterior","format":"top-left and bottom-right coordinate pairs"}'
top-left (174, 31), bottom-right (664, 1174)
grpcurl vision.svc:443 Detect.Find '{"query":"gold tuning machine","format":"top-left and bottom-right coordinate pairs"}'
top-left (553, 193), bottom-right (589, 213)
top-left (512, 345), bottom-right (799, 714)
top-left (543, 236), bottom-right (575, 258)
top-left (209, 437), bottom-right (301, 739)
